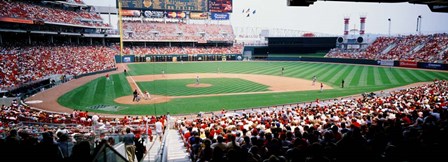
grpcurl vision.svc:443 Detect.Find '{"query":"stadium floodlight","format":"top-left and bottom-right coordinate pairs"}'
top-left (388, 18), bottom-right (392, 36)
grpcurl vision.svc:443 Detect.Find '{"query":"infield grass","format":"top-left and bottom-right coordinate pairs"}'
top-left (58, 61), bottom-right (448, 115)
top-left (137, 78), bottom-right (269, 96)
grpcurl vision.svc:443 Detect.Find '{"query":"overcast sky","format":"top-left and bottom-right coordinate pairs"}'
top-left (85, 0), bottom-right (448, 35)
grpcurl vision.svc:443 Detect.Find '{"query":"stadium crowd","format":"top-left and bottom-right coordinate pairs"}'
top-left (0, 0), bottom-right (109, 27)
top-left (123, 21), bottom-right (235, 42)
top-left (326, 33), bottom-right (448, 63)
top-left (0, 98), bottom-right (167, 161)
top-left (126, 45), bottom-right (243, 55)
top-left (177, 80), bottom-right (448, 162)
top-left (0, 44), bottom-right (116, 90)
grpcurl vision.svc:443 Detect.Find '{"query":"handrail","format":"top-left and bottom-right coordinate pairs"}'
top-left (155, 130), bottom-right (168, 162)
top-left (160, 130), bottom-right (169, 162)
top-left (92, 141), bottom-right (129, 162)
top-left (154, 119), bottom-right (170, 162)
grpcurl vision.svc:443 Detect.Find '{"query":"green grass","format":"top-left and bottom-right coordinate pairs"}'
top-left (58, 62), bottom-right (448, 115)
top-left (137, 78), bottom-right (269, 96)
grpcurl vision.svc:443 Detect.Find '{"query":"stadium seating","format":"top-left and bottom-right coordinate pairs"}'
top-left (409, 33), bottom-right (448, 62)
top-left (0, 98), bottom-right (166, 161)
top-left (128, 45), bottom-right (243, 55)
top-left (326, 34), bottom-right (448, 63)
top-left (0, 45), bottom-right (116, 90)
top-left (0, 0), bottom-right (109, 27)
top-left (177, 80), bottom-right (448, 162)
top-left (123, 21), bottom-right (235, 42)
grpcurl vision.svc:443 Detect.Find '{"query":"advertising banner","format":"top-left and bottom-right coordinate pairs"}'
top-left (399, 60), bottom-right (417, 68)
top-left (378, 60), bottom-right (394, 66)
top-left (143, 11), bottom-right (164, 18)
top-left (118, 0), bottom-right (208, 12)
top-left (167, 12), bottom-right (186, 18)
top-left (211, 12), bottom-right (229, 20)
top-left (121, 10), bottom-right (141, 17)
top-left (123, 57), bottom-right (131, 63)
top-left (190, 12), bottom-right (208, 19)
top-left (419, 63), bottom-right (446, 70)
top-left (209, 0), bottom-right (233, 13)
top-left (0, 17), bottom-right (33, 24)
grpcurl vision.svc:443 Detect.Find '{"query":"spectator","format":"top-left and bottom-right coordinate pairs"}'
top-left (123, 127), bottom-right (135, 162)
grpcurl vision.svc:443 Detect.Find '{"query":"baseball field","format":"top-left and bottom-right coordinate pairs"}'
top-left (57, 61), bottom-right (448, 115)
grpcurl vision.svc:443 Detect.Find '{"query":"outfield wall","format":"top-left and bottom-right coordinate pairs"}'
top-left (266, 57), bottom-right (448, 71)
top-left (115, 54), bottom-right (243, 63)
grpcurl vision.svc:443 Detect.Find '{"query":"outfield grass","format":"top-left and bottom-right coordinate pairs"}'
top-left (58, 62), bottom-right (448, 115)
top-left (136, 78), bottom-right (269, 96)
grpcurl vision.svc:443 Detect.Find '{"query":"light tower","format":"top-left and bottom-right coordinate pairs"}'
top-left (360, 16), bottom-right (366, 35)
top-left (344, 17), bottom-right (350, 37)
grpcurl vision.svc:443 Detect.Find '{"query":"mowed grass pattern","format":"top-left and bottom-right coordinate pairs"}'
top-left (58, 62), bottom-right (448, 115)
top-left (58, 73), bottom-right (132, 110)
top-left (137, 78), bottom-right (269, 96)
top-left (128, 62), bottom-right (448, 87)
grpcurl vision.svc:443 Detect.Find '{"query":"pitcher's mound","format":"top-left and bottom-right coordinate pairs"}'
top-left (186, 83), bottom-right (212, 88)
top-left (114, 95), bottom-right (171, 105)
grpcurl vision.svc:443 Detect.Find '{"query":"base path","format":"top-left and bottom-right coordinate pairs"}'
top-left (115, 73), bottom-right (332, 105)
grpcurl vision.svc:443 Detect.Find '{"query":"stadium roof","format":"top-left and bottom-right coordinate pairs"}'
top-left (288, 0), bottom-right (448, 12)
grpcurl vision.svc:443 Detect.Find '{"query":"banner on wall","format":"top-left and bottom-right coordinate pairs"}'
top-left (167, 12), bottom-right (186, 18)
top-left (121, 10), bottom-right (141, 17)
top-left (399, 60), bottom-right (417, 68)
top-left (378, 60), bottom-right (394, 66)
top-left (211, 12), bottom-right (229, 20)
top-left (420, 63), bottom-right (445, 70)
top-left (189, 12), bottom-right (208, 19)
top-left (0, 17), bottom-right (33, 24)
top-left (123, 57), bottom-right (131, 63)
top-left (144, 11), bottom-right (164, 18)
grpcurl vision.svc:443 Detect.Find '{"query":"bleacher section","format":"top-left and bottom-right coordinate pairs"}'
top-left (326, 33), bottom-right (448, 63)
top-left (0, 0), bottom-right (109, 27)
top-left (123, 21), bottom-right (235, 42)
top-left (117, 45), bottom-right (243, 55)
top-left (175, 80), bottom-right (448, 162)
top-left (0, 45), bottom-right (116, 90)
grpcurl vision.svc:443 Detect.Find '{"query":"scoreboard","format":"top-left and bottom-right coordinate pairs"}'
top-left (209, 0), bottom-right (232, 13)
top-left (118, 0), bottom-right (208, 12)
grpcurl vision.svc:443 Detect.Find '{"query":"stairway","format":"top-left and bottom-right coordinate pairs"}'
top-left (143, 135), bottom-right (163, 162)
top-left (381, 43), bottom-right (396, 55)
top-left (166, 129), bottom-right (190, 162)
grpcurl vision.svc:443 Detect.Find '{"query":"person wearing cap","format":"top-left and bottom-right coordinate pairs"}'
top-left (134, 132), bottom-right (146, 162)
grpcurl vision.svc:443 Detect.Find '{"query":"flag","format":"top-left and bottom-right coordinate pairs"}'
top-left (246, 8), bottom-right (250, 13)
top-left (246, 14), bottom-right (250, 17)
top-left (252, 10), bottom-right (256, 14)
top-left (242, 9), bottom-right (245, 13)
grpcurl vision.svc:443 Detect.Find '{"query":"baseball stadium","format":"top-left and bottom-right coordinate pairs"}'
top-left (1, 0), bottom-right (448, 162)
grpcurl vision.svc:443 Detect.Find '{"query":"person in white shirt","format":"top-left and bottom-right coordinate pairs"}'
top-left (155, 118), bottom-right (163, 142)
